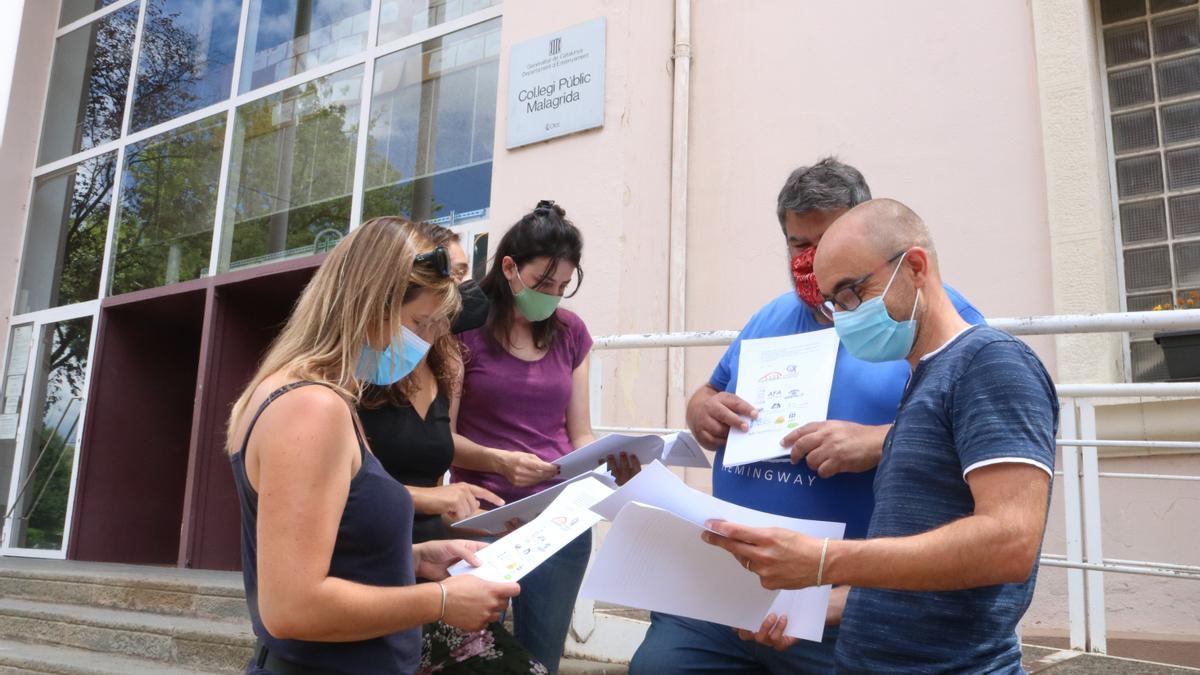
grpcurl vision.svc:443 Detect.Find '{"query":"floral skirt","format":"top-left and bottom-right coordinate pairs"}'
top-left (419, 621), bottom-right (548, 675)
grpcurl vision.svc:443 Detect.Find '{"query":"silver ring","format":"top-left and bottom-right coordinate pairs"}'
top-left (744, 559), bottom-right (752, 572)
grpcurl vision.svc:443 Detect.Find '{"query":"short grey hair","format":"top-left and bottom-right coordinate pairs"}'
top-left (776, 157), bottom-right (872, 226)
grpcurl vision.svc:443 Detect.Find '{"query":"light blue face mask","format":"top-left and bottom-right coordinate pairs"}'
top-left (832, 251), bottom-right (921, 363)
top-left (356, 326), bottom-right (432, 386)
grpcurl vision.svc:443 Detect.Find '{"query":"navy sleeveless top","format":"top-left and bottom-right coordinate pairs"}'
top-left (230, 381), bottom-right (420, 674)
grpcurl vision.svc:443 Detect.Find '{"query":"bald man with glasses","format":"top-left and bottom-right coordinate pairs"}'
top-left (704, 199), bottom-right (1058, 674)
top-left (630, 161), bottom-right (985, 674)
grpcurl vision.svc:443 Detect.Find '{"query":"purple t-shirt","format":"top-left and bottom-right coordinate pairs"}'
top-left (452, 309), bottom-right (593, 502)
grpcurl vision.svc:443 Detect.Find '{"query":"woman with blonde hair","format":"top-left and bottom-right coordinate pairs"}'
top-left (227, 216), bottom-right (519, 675)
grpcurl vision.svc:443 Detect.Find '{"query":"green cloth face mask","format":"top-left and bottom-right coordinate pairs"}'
top-left (512, 270), bottom-right (562, 322)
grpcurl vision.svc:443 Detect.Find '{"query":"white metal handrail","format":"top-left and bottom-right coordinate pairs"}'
top-left (583, 309), bottom-right (1200, 656)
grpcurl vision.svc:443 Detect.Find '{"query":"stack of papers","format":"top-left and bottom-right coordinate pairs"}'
top-left (448, 476), bottom-right (615, 582)
top-left (452, 469), bottom-right (616, 533)
top-left (581, 461), bottom-right (845, 641)
top-left (453, 431), bottom-right (708, 533)
top-left (552, 430), bottom-right (709, 480)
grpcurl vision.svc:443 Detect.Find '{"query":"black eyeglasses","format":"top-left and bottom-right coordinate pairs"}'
top-left (414, 246), bottom-right (451, 278)
top-left (819, 249), bottom-right (908, 319)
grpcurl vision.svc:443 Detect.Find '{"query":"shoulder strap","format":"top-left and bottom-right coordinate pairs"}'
top-left (238, 381), bottom-right (369, 457)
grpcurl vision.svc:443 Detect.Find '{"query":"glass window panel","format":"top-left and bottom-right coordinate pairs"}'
top-left (0, 324), bottom-right (35, 523)
top-left (1152, 0), bottom-right (1198, 11)
top-left (1127, 292), bottom-right (1174, 311)
top-left (1116, 153), bottom-right (1164, 197)
top-left (1160, 99), bottom-right (1200, 144)
top-left (1153, 12), bottom-right (1200, 55)
top-left (1120, 199), bottom-right (1168, 242)
top-left (38, 5), bottom-right (138, 165)
top-left (470, 230), bottom-right (488, 282)
top-left (221, 66), bottom-right (362, 272)
top-left (59, 0), bottom-right (122, 28)
top-left (110, 115), bottom-right (226, 295)
top-left (378, 0), bottom-right (501, 45)
top-left (239, 0), bottom-right (371, 94)
top-left (1174, 240), bottom-right (1200, 285)
top-left (1167, 145), bottom-right (1200, 189)
top-left (1102, 0), bottom-right (1147, 23)
top-left (16, 154), bottom-right (116, 314)
top-left (8, 318), bottom-right (92, 551)
top-left (1130, 340), bottom-right (1169, 382)
top-left (1105, 24), bottom-right (1151, 66)
top-left (130, 0), bottom-right (243, 132)
top-left (1108, 66), bottom-right (1155, 109)
top-left (1112, 109), bottom-right (1158, 152)
top-left (1157, 54), bottom-right (1200, 98)
top-left (1170, 192), bottom-right (1200, 235)
top-left (363, 18), bottom-right (500, 223)
top-left (1124, 245), bottom-right (1174, 291)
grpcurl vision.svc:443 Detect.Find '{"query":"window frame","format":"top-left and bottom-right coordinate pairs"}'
top-left (1094, 0), bottom-right (1200, 382)
top-left (0, 0), bottom-right (503, 552)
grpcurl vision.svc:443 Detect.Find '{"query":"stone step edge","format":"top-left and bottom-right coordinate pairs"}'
top-left (0, 598), bottom-right (254, 647)
top-left (0, 638), bottom-right (217, 675)
top-left (0, 567), bottom-right (244, 600)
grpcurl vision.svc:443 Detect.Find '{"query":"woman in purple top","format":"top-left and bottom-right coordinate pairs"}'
top-left (450, 201), bottom-right (638, 673)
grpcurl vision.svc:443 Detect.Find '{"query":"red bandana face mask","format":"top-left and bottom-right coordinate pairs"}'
top-left (791, 246), bottom-right (823, 309)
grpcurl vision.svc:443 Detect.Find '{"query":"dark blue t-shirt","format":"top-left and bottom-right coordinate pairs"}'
top-left (835, 326), bottom-right (1058, 674)
top-left (710, 288), bottom-right (985, 539)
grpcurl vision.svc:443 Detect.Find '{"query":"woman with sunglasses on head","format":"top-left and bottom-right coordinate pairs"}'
top-left (449, 201), bottom-right (640, 674)
top-left (357, 222), bottom-right (546, 674)
top-left (226, 216), bottom-right (520, 675)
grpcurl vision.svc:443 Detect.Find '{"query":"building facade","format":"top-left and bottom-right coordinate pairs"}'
top-left (0, 0), bottom-right (1196, 643)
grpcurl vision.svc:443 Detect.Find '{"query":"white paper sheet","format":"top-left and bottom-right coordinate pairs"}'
top-left (583, 460), bottom-right (843, 641)
top-left (0, 413), bottom-right (17, 440)
top-left (5, 326), bottom-right (32, 377)
top-left (590, 460), bottom-right (845, 538)
top-left (661, 432), bottom-right (710, 468)
top-left (723, 330), bottom-right (840, 467)
top-left (552, 431), bottom-right (710, 480)
top-left (580, 502), bottom-right (833, 641)
top-left (449, 477), bottom-right (615, 583)
top-left (451, 469), bottom-right (616, 533)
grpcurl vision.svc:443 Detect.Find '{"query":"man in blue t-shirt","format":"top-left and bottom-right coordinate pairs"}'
top-left (629, 159), bottom-right (984, 674)
top-left (703, 199), bottom-right (1057, 674)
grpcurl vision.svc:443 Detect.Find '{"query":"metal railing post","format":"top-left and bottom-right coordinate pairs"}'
top-left (1058, 400), bottom-right (1088, 651)
top-left (1078, 402), bottom-right (1108, 654)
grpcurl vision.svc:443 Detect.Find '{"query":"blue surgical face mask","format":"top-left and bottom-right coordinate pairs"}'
top-left (832, 251), bottom-right (921, 363)
top-left (356, 326), bottom-right (432, 386)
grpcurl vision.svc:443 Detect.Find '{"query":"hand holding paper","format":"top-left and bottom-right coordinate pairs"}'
top-left (701, 519), bottom-right (830, 591)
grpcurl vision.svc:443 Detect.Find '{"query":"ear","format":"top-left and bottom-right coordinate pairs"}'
top-left (501, 256), bottom-right (517, 281)
top-left (906, 247), bottom-right (932, 290)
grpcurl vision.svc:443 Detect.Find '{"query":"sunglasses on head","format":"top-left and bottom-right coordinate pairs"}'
top-left (414, 246), bottom-right (451, 278)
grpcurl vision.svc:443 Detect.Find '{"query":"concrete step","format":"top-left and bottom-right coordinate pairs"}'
top-left (0, 558), bottom-right (247, 625)
top-left (0, 598), bottom-right (253, 673)
top-left (0, 638), bottom-right (216, 674)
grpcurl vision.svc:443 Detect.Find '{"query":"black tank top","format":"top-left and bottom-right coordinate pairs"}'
top-left (230, 381), bottom-right (419, 674)
top-left (358, 388), bottom-right (454, 544)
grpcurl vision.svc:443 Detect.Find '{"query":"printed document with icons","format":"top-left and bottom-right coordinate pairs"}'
top-left (448, 476), bottom-right (615, 583)
top-left (580, 461), bottom-right (845, 642)
top-left (723, 330), bottom-right (839, 467)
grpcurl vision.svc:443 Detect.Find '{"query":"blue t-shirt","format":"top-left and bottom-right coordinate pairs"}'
top-left (710, 287), bottom-right (985, 539)
top-left (835, 326), bottom-right (1058, 674)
